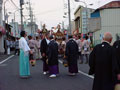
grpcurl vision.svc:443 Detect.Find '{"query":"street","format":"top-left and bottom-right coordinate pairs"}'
top-left (0, 0), bottom-right (119, 89)
top-left (0, 55), bottom-right (93, 90)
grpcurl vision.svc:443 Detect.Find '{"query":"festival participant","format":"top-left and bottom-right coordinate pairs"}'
top-left (65, 35), bottom-right (79, 76)
top-left (19, 31), bottom-right (32, 78)
top-left (47, 35), bottom-right (59, 78)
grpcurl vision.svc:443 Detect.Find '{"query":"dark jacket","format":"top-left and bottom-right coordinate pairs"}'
top-left (89, 42), bottom-right (117, 90)
top-left (47, 40), bottom-right (58, 66)
top-left (40, 39), bottom-right (48, 55)
top-left (113, 40), bottom-right (120, 83)
top-left (65, 39), bottom-right (78, 65)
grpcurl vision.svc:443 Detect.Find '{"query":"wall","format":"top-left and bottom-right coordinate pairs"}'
top-left (81, 8), bottom-right (94, 34)
top-left (10, 22), bottom-right (20, 37)
top-left (0, 0), bottom-right (5, 53)
top-left (94, 8), bottom-right (120, 45)
top-left (91, 10), bottom-right (100, 18)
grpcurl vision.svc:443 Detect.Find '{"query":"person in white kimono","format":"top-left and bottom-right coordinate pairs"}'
top-left (6, 38), bottom-right (10, 55)
top-left (35, 36), bottom-right (41, 60)
top-left (19, 31), bottom-right (32, 78)
top-left (75, 35), bottom-right (82, 61)
top-left (81, 36), bottom-right (90, 64)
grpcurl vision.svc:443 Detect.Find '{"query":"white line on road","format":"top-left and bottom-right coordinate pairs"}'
top-left (78, 70), bottom-right (94, 79)
top-left (59, 60), bottom-right (94, 79)
top-left (59, 60), bottom-right (63, 64)
top-left (0, 55), bottom-right (15, 64)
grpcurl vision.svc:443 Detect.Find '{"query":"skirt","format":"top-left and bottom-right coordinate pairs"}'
top-left (49, 65), bottom-right (59, 75)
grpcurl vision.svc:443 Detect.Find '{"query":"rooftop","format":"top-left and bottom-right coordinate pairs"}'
top-left (98, 1), bottom-right (120, 10)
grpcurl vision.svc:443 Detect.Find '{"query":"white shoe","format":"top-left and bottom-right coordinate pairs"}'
top-left (49, 74), bottom-right (56, 78)
top-left (43, 72), bottom-right (47, 75)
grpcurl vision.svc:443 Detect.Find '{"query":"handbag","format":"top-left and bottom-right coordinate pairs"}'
top-left (63, 56), bottom-right (68, 67)
top-left (29, 54), bottom-right (36, 66)
top-left (30, 60), bottom-right (36, 66)
top-left (115, 84), bottom-right (120, 90)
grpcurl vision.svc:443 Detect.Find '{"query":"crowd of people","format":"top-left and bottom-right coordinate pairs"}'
top-left (18, 29), bottom-right (120, 90)
top-left (18, 30), bottom-right (91, 78)
top-left (4, 37), bottom-right (20, 55)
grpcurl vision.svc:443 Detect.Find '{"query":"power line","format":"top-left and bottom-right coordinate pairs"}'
top-left (10, 0), bottom-right (19, 9)
top-left (10, 0), bottom-right (29, 22)
top-left (35, 8), bottom-right (62, 15)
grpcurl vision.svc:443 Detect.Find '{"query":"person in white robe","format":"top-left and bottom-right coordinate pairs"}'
top-left (19, 31), bottom-right (32, 78)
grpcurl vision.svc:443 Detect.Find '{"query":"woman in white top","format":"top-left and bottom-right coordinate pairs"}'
top-left (75, 35), bottom-right (82, 61)
top-left (81, 36), bottom-right (90, 64)
top-left (19, 31), bottom-right (32, 78)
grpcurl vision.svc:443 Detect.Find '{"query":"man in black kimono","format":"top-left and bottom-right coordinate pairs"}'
top-left (65, 35), bottom-right (78, 76)
top-left (47, 35), bottom-right (59, 78)
top-left (113, 38), bottom-right (120, 84)
top-left (40, 33), bottom-right (50, 75)
top-left (89, 32), bottom-right (117, 90)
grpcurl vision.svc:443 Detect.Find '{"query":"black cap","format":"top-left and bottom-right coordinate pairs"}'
top-left (49, 35), bottom-right (54, 39)
top-left (68, 35), bottom-right (73, 39)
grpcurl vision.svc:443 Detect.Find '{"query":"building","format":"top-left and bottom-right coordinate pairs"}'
top-left (0, 0), bottom-right (2, 25)
top-left (0, 0), bottom-right (5, 54)
top-left (70, 21), bottom-right (75, 34)
top-left (24, 22), bottom-right (38, 36)
top-left (10, 21), bottom-right (20, 38)
top-left (90, 1), bottom-right (120, 45)
top-left (17, 22), bottom-right (38, 37)
top-left (88, 9), bottom-right (101, 45)
top-left (74, 6), bottom-right (94, 34)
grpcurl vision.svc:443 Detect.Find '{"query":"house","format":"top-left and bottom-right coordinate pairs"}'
top-left (24, 22), bottom-right (38, 36)
top-left (10, 21), bottom-right (20, 38)
top-left (90, 1), bottom-right (120, 45)
top-left (74, 6), bottom-right (94, 35)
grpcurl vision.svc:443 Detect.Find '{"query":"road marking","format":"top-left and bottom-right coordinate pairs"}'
top-left (78, 70), bottom-right (94, 79)
top-left (0, 55), bottom-right (15, 64)
top-left (59, 60), bottom-right (63, 64)
top-left (59, 60), bottom-right (94, 79)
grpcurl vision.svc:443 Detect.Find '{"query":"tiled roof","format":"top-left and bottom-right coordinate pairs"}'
top-left (99, 1), bottom-right (120, 9)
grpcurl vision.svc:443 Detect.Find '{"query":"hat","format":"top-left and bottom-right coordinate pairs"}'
top-left (49, 35), bottom-right (54, 39)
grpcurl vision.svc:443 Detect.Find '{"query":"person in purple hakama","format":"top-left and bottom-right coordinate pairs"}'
top-left (47, 35), bottom-right (59, 78)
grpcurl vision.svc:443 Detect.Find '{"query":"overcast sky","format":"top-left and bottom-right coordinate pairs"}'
top-left (3, 0), bottom-right (117, 29)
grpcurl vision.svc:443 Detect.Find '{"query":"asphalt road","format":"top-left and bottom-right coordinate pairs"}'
top-left (0, 55), bottom-right (93, 90)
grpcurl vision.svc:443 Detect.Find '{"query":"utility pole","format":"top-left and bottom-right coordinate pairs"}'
top-left (28, 0), bottom-right (33, 35)
top-left (33, 15), bottom-right (36, 34)
top-left (68, 0), bottom-right (71, 34)
top-left (14, 13), bottom-right (16, 37)
top-left (4, 0), bottom-right (9, 32)
top-left (40, 21), bottom-right (42, 30)
top-left (62, 21), bottom-right (64, 31)
top-left (20, 0), bottom-right (24, 31)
